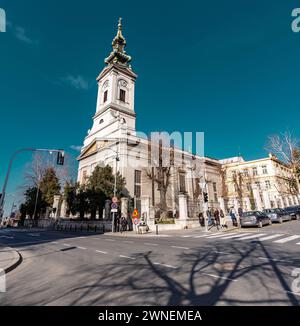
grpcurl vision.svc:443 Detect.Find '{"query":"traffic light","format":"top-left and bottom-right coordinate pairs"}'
top-left (203, 192), bottom-right (209, 203)
top-left (56, 151), bottom-right (65, 166)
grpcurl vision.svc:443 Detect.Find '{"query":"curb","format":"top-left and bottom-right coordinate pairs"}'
top-left (0, 247), bottom-right (23, 274)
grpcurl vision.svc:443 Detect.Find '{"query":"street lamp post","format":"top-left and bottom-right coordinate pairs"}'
top-left (199, 174), bottom-right (209, 233)
top-left (0, 148), bottom-right (64, 219)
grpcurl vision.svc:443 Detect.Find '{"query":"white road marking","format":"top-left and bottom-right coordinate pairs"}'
top-left (258, 257), bottom-right (293, 263)
top-left (62, 243), bottom-right (71, 247)
top-left (104, 239), bottom-right (116, 242)
top-left (218, 233), bottom-right (252, 240)
top-left (171, 246), bottom-right (190, 250)
top-left (153, 262), bottom-right (177, 269)
top-left (257, 234), bottom-right (285, 241)
top-left (200, 272), bottom-right (237, 282)
top-left (95, 250), bottom-right (107, 254)
top-left (274, 235), bottom-right (300, 244)
top-left (206, 232), bottom-right (238, 239)
top-left (122, 240), bottom-right (134, 244)
top-left (52, 241), bottom-right (58, 244)
top-left (193, 233), bottom-right (220, 238)
top-left (144, 243), bottom-right (158, 246)
top-left (119, 255), bottom-right (135, 260)
top-left (236, 233), bottom-right (267, 240)
top-left (77, 246), bottom-right (87, 250)
top-left (77, 236), bottom-right (86, 239)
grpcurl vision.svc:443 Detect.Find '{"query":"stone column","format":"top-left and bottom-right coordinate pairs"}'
top-left (121, 197), bottom-right (128, 218)
top-left (52, 195), bottom-right (61, 219)
top-left (218, 197), bottom-right (226, 212)
top-left (141, 195), bottom-right (150, 224)
top-left (262, 191), bottom-right (271, 209)
top-left (60, 199), bottom-right (67, 218)
top-left (252, 187), bottom-right (263, 211)
top-left (178, 194), bottom-right (188, 219)
top-left (244, 197), bottom-right (251, 211)
top-left (233, 197), bottom-right (239, 212)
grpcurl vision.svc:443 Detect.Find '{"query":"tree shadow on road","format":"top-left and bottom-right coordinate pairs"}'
top-left (20, 240), bottom-right (299, 306)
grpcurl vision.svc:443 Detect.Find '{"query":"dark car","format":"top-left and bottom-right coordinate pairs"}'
top-left (284, 206), bottom-right (300, 220)
top-left (240, 211), bottom-right (272, 228)
top-left (263, 208), bottom-right (292, 224)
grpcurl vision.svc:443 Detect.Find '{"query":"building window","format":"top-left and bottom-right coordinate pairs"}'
top-left (103, 90), bottom-right (108, 103)
top-left (134, 170), bottom-right (141, 198)
top-left (119, 89), bottom-right (126, 102)
top-left (265, 180), bottom-right (271, 189)
top-left (179, 173), bottom-right (186, 193)
top-left (262, 165), bottom-right (268, 174)
top-left (213, 182), bottom-right (217, 192)
top-left (255, 181), bottom-right (261, 190)
top-left (99, 119), bottom-right (104, 124)
top-left (252, 167), bottom-right (258, 176)
top-left (246, 183), bottom-right (251, 191)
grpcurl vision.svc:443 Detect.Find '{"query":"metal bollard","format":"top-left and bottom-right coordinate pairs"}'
top-left (156, 225), bottom-right (158, 235)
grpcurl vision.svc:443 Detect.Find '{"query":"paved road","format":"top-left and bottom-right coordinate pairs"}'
top-left (0, 220), bottom-right (300, 306)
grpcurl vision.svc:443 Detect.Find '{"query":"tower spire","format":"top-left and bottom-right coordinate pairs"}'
top-left (104, 18), bottom-right (132, 67)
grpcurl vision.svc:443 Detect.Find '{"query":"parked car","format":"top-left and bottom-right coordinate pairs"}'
top-left (284, 206), bottom-right (300, 220)
top-left (263, 208), bottom-right (292, 223)
top-left (240, 211), bottom-right (272, 228)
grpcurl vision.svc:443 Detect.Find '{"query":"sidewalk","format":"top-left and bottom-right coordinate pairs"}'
top-left (105, 224), bottom-right (240, 237)
top-left (0, 246), bottom-right (21, 273)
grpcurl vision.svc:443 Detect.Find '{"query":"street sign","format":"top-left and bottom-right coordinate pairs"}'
top-left (111, 208), bottom-right (118, 213)
top-left (133, 218), bottom-right (139, 225)
top-left (112, 197), bottom-right (118, 203)
top-left (132, 209), bottom-right (139, 219)
top-left (111, 203), bottom-right (118, 209)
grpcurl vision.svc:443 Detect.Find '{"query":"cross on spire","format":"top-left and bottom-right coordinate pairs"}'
top-left (104, 18), bottom-right (132, 67)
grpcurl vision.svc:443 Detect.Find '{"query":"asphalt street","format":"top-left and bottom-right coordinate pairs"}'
top-left (0, 220), bottom-right (300, 306)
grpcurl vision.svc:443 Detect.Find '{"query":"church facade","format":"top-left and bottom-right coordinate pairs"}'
top-left (75, 19), bottom-right (299, 227)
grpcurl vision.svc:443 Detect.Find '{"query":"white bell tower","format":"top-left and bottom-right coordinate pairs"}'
top-left (83, 18), bottom-right (137, 148)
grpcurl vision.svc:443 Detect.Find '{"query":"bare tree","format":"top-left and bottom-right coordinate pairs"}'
top-left (267, 131), bottom-right (300, 193)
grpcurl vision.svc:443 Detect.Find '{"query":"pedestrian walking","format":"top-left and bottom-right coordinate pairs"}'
top-left (120, 216), bottom-right (128, 233)
top-left (220, 209), bottom-right (227, 229)
top-left (214, 209), bottom-right (220, 228)
top-left (198, 212), bottom-right (205, 227)
top-left (230, 207), bottom-right (238, 227)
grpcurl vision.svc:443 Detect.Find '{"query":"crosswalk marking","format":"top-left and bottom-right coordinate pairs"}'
top-left (218, 233), bottom-right (252, 240)
top-left (273, 235), bottom-right (300, 244)
top-left (257, 234), bottom-right (284, 241)
top-left (206, 232), bottom-right (238, 239)
top-left (193, 233), bottom-right (220, 238)
top-left (236, 233), bottom-right (267, 240)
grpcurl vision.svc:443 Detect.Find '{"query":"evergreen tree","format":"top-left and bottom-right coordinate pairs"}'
top-left (39, 167), bottom-right (61, 207)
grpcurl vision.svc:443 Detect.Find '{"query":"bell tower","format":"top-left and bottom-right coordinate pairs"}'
top-left (83, 18), bottom-right (137, 147)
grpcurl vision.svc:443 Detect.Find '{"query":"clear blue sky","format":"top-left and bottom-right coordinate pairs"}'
top-left (1, 0), bottom-right (300, 212)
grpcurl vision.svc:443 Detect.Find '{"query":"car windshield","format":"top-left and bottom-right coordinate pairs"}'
top-left (264, 209), bottom-right (279, 214)
top-left (242, 211), bottom-right (258, 217)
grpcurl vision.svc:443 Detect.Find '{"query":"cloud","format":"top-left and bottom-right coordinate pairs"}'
top-left (63, 75), bottom-right (90, 90)
top-left (15, 26), bottom-right (36, 44)
top-left (7, 20), bottom-right (38, 44)
top-left (70, 145), bottom-right (82, 152)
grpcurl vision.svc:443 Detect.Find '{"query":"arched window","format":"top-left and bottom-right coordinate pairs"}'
top-left (118, 79), bottom-right (128, 103)
top-left (99, 119), bottom-right (104, 124)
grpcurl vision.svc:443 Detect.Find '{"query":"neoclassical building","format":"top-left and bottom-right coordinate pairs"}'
top-left (76, 19), bottom-right (222, 227)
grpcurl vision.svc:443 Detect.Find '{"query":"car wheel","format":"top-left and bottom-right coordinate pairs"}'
top-left (268, 218), bottom-right (272, 225)
top-left (258, 221), bottom-right (263, 228)
top-left (279, 218), bottom-right (283, 224)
